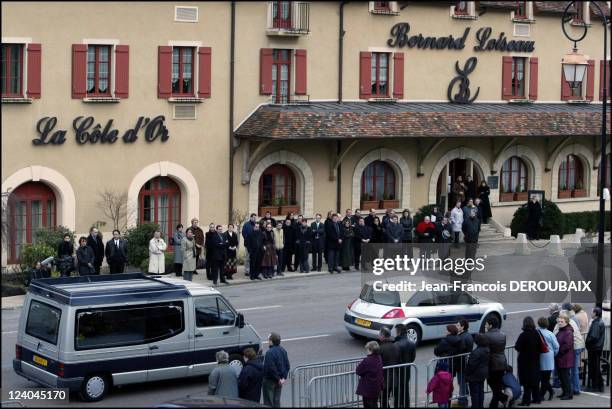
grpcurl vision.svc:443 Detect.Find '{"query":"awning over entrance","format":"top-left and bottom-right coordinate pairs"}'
top-left (234, 102), bottom-right (611, 140)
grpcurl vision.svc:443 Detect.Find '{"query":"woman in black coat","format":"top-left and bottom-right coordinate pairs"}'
top-left (224, 224), bottom-right (239, 280)
top-left (514, 316), bottom-right (542, 406)
top-left (371, 217), bottom-right (384, 243)
top-left (76, 236), bottom-right (95, 276)
top-left (477, 181), bottom-right (492, 223)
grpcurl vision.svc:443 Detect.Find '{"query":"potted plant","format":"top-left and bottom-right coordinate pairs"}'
top-left (259, 198), bottom-right (280, 216)
top-left (280, 197), bottom-right (300, 215)
top-left (379, 192), bottom-right (399, 209)
top-left (500, 187), bottom-right (515, 202)
top-left (514, 186), bottom-right (528, 201)
top-left (558, 184), bottom-right (572, 199)
top-left (571, 181), bottom-right (587, 198)
top-left (361, 193), bottom-right (379, 211)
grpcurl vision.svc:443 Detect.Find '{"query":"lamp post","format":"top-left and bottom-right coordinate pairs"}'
top-left (561, 1), bottom-right (609, 308)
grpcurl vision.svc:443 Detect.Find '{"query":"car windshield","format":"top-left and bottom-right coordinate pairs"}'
top-left (359, 285), bottom-right (401, 307)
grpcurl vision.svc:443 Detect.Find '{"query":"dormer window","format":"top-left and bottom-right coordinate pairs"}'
top-left (515, 1), bottom-right (528, 19)
top-left (455, 1), bottom-right (469, 15)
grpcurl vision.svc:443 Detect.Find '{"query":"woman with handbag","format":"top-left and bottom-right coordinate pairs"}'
top-left (514, 316), bottom-right (542, 406)
top-left (224, 224), bottom-right (239, 280)
top-left (537, 317), bottom-right (559, 401)
top-left (148, 230), bottom-right (168, 274)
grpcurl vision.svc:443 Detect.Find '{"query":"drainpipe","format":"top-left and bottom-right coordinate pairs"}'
top-left (338, 1), bottom-right (347, 103)
top-left (337, 141), bottom-right (342, 213)
top-left (228, 1), bottom-right (236, 224)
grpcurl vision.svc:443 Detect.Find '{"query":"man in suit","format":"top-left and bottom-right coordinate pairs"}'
top-left (86, 227), bottom-right (105, 274)
top-left (364, 209), bottom-right (377, 228)
top-left (247, 223), bottom-right (264, 280)
top-left (211, 225), bottom-right (228, 285)
top-left (292, 215), bottom-right (303, 271)
top-left (325, 213), bottom-right (342, 274)
top-left (241, 213), bottom-right (257, 277)
top-left (105, 229), bottom-right (128, 274)
top-left (310, 214), bottom-right (325, 272)
top-left (204, 223), bottom-right (216, 280)
top-left (282, 219), bottom-right (295, 272)
top-left (354, 217), bottom-right (372, 270)
top-left (342, 209), bottom-right (353, 225)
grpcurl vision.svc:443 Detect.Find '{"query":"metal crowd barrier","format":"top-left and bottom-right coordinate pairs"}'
top-left (290, 357), bottom-right (362, 407)
top-left (425, 344), bottom-right (516, 407)
top-left (306, 363), bottom-right (418, 408)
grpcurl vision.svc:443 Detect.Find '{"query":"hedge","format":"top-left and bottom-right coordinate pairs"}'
top-left (563, 211), bottom-right (611, 234)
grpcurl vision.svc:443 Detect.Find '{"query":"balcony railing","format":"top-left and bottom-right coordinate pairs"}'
top-left (267, 1), bottom-right (310, 35)
top-left (269, 93), bottom-right (310, 105)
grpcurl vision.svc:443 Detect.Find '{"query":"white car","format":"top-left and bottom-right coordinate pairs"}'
top-left (344, 282), bottom-right (506, 345)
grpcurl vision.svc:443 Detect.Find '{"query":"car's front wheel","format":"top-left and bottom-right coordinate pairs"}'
top-left (79, 373), bottom-right (109, 402)
top-left (405, 324), bottom-right (422, 346)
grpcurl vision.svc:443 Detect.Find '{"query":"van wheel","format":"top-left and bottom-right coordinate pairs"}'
top-left (79, 373), bottom-right (109, 402)
top-left (228, 354), bottom-right (244, 373)
top-left (405, 324), bottom-right (422, 346)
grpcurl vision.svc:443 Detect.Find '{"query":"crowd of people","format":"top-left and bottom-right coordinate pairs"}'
top-left (354, 303), bottom-right (607, 408)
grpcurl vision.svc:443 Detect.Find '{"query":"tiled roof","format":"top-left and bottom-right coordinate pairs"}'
top-left (234, 102), bottom-right (611, 140)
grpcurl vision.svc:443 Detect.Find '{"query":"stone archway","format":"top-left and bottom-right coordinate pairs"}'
top-left (249, 150), bottom-right (314, 216)
top-left (551, 143), bottom-right (595, 200)
top-left (492, 145), bottom-right (543, 205)
top-left (352, 148), bottom-right (412, 210)
top-left (428, 147), bottom-right (491, 204)
top-left (127, 161), bottom-right (200, 227)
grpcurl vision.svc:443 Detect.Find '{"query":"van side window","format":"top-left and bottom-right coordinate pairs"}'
top-left (75, 301), bottom-right (184, 350)
top-left (194, 296), bottom-right (235, 327)
top-left (26, 300), bottom-right (62, 345)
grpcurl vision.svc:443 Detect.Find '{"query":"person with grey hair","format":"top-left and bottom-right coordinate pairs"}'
top-left (547, 303), bottom-right (560, 331)
top-left (208, 350), bottom-right (238, 398)
top-left (356, 341), bottom-right (384, 408)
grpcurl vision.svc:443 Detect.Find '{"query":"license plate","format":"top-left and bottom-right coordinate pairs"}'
top-left (355, 318), bottom-right (372, 328)
top-left (33, 355), bottom-right (48, 367)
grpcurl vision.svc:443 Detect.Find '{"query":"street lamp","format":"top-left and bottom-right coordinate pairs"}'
top-left (561, 1), bottom-right (609, 308)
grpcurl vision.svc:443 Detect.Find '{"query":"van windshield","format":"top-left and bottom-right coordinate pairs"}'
top-left (26, 300), bottom-right (62, 345)
top-left (359, 285), bottom-right (401, 307)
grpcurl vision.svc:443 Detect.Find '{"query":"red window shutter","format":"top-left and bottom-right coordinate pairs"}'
top-left (393, 53), bottom-right (404, 99)
top-left (294, 49), bottom-right (307, 95)
top-left (114, 45), bottom-right (129, 98)
top-left (601, 60), bottom-right (610, 101)
top-left (26, 43), bottom-right (42, 99)
top-left (501, 56), bottom-right (513, 100)
top-left (198, 47), bottom-right (211, 98)
top-left (71, 44), bottom-right (87, 99)
top-left (359, 52), bottom-right (372, 99)
top-left (157, 46), bottom-right (172, 99)
top-left (260, 48), bottom-right (273, 95)
top-left (585, 59), bottom-right (595, 101)
top-left (528, 57), bottom-right (538, 101)
top-left (561, 69), bottom-right (572, 101)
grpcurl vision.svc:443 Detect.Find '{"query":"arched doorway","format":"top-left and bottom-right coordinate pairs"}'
top-left (7, 182), bottom-right (57, 263)
top-left (138, 176), bottom-right (181, 245)
top-left (558, 154), bottom-right (586, 198)
top-left (436, 159), bottom-right (483, 210)
top-left (258, 164), bottom-right (298, 215)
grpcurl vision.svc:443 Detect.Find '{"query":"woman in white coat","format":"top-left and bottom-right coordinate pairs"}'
top-left (450, 201), bottom-right (464, 246)
top-left (148, 230), bottom-right (168, 274)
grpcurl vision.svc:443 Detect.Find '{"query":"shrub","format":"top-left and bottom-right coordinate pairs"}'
top-left (34, 226), bottom-right (76, 249)
top-left (563, 211), bottom-right (611, 234)
top-left (413, 204), bottom-right (439, 225)
top-left (124, 223), bottom-right (160, 269)
top-left (1, 266), bottom-right (28, 297)
top-left (510, 199), bottom-right (565, 239)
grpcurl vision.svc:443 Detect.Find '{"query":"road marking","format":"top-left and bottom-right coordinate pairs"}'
top-left (2, 330), bottom-right (17, 334)
top-left (506, 308), bottom-right (548, 315)
top-left (237, 305), bottom-right (282, 312)
top-left (262, 334), bottom-right (331, 344)
top-left (580, 391), bottom-right (610, 399)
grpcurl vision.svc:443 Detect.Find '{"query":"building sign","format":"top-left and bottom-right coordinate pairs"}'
top-left (32, 116), bottom-right (170, 146)
top-left (447, 57), bottom-right (480, 104)
top-left (388, 23), bottom-right (535, 52)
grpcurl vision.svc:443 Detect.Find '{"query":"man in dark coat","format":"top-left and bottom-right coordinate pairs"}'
top-left (310, 214), bottom-right (325, 272)
top-left (211, 225), bottom-right (228, 285)
top-left (57, 233), bottom-right (75, 276)
top-left (379, 327), bottom-right (401, 409)
top-left (190, 218), bottom-right (205, 274)
top-left (86, 227), bottom-right (104, 274)
top-left (204, 223), bottom-right (216, 280)
top-left (483, 316), bottom-right (508, 408)
top-left (456, 319), bottom-right (474, 407)
top-left (526, 195), bottom-right (542, 240)
top-left (246, 223), bottom-right (264, 280)
top-left (241, 214), bottom-right (257, 277)
top-left (394, 324), bottom-right (416, 408)
top-left (282, 219), bottom-right (295, 272)
top-left (364, 209), bottom-right (376, 228)
top-left (292, 215), bottom-right (304, 271)
top-left (462, 210), bottom-right (480, 262)
top-left (238, 348), bottom-right (264, 403)
top-left (514, 316), bottom-right (542, 405)
top-left (296, 218), bottom-right (313, 273)
top-left (354, 217), bottom-right (372, 270)
top-left (465, 334), bottom-right (490, 409)
top-left (104, 229), bottom-right (128, 274)
top-left (465, 175), bottom-right (477, 201)
top-left (325, 213), bottom-right (342, 274)
top-left (260, 211), bottom-right (277, 228)
top-left (585, 307), bottom-right (606, 392)
top-left (263, 332), bottom-right (290, 408)
top-left (547, 303), bottom-right (560, 332)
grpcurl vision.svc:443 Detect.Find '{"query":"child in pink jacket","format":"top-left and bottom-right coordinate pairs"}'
top-left (427, 360), bottom-right (454, 408)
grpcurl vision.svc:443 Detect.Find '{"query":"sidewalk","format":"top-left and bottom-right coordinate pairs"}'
top-left (0, 264), bottom-right (352, 310)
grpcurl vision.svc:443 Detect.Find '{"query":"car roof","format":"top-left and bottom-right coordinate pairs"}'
top-left (28, 273), bottom-right (219, 306)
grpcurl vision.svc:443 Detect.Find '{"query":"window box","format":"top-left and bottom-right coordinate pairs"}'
top-left (82, 97), bottom-right (121, 103)
top-left (361, 200), bottom-right (380, 211)
top-left (500, 192), bottom-right (516, 202)
top-left (259, 206), bottom-right (280, 216)
top-left (280, 205), bottom-right (300, 215)
top-left (379, 200), bottom-right (399, 209)
top-left (558, 190), bottom-right (572, 199)
top-left (1, 97), bottom-right (33, 104)
top-left (571, 189), bottom-right (587, 198)
top-left (514, 192), bottom-right (528, 201)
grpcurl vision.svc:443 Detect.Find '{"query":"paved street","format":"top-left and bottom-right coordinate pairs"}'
top-left (2, 271), bottom-right (609, 407)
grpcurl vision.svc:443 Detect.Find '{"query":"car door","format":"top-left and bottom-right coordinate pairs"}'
top-left (190, 295), bottom-right (240, 376)
top-left (405, 291), bottom-right (444, 340)
top-left (434, 290), bottom-right (482, 333)
top-left (147, 301), bottom-right (191, 382)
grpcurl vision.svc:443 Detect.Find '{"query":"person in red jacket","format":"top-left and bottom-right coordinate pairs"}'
top-left (555, 315), bottom-right (575, 401)
top-left (356, 341), bottom-right (384, 408)
top-left (416, 216), bottom-right (437, 258)
top-left (427, 360), bottom-right (453, 408)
